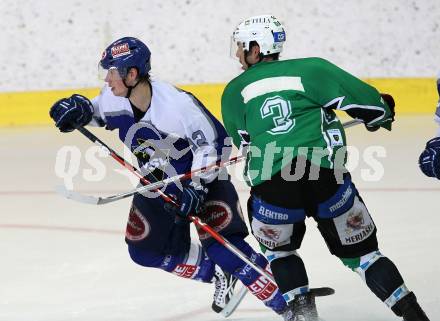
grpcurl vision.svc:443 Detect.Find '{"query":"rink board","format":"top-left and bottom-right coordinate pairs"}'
top-left (0, 78), bottom-right (437, 127)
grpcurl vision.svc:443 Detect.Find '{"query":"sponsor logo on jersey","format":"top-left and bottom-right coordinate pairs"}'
top-left (111, 43), bottom-right (131, 58)
top-left (238, 253), bottom-right (259, 277)
top-left (248, 275), bottom-right (278, 301)
top-left (161, 255), bottom-right (173, 269)
top-left (172, 264), bottom-right (199, 279)
top-left (329, 185), bottom-right (353, 213)
top-left (346, 212), bottom-right (364, 230)
top-left (196, 201), bottom-right (233, 240)
top-left (133, 138), bottom-right (156, 160)
top-left (257, 206), bottom-right (289, 221)
top-left (125, 204), bottom-right (150, 241)
top-left (344, 221), bottom-right (374, 244)
top-left (333, 197), bottom-right (375, 245)
top-left (133, 138), bottom-right (170, 176)
top-left (327, 128), bottom-right (344, 147)
top-left (259, 226), bottom-right (281, 241)
top-left (252, 219), bottom-right (293, 249)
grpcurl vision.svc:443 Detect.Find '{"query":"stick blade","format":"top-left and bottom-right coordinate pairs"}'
top-left (309, 287), bottom-right (335, 297)
top-left (55, 185), bottom-right (101, 205)
top-left (221, 284), bottom-right (248, 318)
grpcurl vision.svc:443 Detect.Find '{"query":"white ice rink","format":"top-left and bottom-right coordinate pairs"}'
top-left (1, 115), bottom-right (439, 321)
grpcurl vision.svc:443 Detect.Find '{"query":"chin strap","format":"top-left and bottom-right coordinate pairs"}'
top-left (123, 78), bottom-right (140, 98)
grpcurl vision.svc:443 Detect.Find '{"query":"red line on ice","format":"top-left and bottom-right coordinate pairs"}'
top-left (0, 223), bottom-right (123, 235)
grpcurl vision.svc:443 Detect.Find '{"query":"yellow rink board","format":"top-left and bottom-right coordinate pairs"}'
top-left (0, 78), bottom-right (437, 127)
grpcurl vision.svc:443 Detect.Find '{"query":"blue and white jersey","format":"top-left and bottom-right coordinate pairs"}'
top-left (435, 101), bottom-right (440, 137)
top-left (90, 80), bottom-right (230, 190)
top-left (436, 75), bottom-right (440, 137)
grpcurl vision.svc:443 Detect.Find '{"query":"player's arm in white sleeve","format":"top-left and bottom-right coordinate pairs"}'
top-left (435, 76), bottom-right (440, 137)
top-left (435, 104), bottom-right (440, 137)
top-left (88, 88), bottom-right (107, 127)
top-left (181, 105), bottom-right (222, 184)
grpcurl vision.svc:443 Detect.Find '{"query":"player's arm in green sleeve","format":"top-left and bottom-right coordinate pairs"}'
top-left (311, 58), bottom-right (395, 131)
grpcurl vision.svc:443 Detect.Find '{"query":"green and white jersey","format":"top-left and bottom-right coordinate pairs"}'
top-left (221, 57), bottom-right (393, 186)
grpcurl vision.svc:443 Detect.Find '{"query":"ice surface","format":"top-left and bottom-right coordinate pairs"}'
top-left (1, 116), bottom-right (439, 321)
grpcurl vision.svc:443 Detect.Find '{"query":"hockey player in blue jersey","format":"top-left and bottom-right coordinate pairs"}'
top-left (419, 76), bottom-right (440, 179)
top-left (49, 37), bottom-right (289, 318)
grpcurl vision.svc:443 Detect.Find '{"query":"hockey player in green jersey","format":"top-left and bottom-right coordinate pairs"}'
top-left (221, 14), bottom-right (430, 321)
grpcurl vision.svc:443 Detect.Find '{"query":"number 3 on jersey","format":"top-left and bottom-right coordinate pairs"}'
top-left (260, 96), bottom-right (295, 135)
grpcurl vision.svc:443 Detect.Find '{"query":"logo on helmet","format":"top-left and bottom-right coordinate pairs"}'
top-left (273, 32), bottom-right (285, 42)
top-left (101, 50), bottom-right (107, 60)
top-left (111, 43), bottom-right (131, 58)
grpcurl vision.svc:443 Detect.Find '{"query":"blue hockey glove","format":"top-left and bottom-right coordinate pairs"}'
top-left (418, 137), bottom-right (440, 179)
top-left (49, 94), bottom-right (94, 132)
top-left (165, 180), bottom-right (208, 218)
top-left (365, 93), bottom-right (395, 132)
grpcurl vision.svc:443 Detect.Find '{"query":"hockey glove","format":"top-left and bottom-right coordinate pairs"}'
top-left (49, 94), bottom-right (94, 132)
top-left (418, 137), bottom-right (440, 179)
top-left (365, 93), bottom-right (395, 132)
top-left (165, 180), bottom-right (208, 218)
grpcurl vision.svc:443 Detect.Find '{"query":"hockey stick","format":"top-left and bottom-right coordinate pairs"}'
top-left (57, 118), bottom-right (365, 205)
top-left (71, 126), bottom-right (278, 284)
top-left (56, 155), bottom-right (245, 205)
top-left (340, 118), bottom-right (364, 128)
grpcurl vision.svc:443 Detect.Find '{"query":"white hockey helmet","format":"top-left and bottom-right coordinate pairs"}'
top-left (231, 14), bottom-right (286, 57)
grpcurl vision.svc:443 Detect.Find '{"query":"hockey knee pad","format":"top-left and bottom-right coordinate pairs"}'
top-left (250, 196), bottom-right (306, 250)
top-left (317, 176), bottom-right (358, 219)
top-left (317, 177), bottom-right (376, 253)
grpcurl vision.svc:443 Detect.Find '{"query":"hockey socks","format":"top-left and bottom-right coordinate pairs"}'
top-left (206, 236), bottom-right (287, 314)
top-left (234, 252), bottom-right (287, 314)
top-left (269, 252), bottom-right (309, 302)
top-left (343, 250), bottom-right (429, 319)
